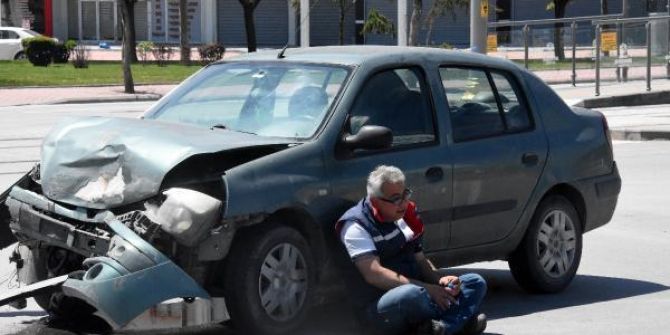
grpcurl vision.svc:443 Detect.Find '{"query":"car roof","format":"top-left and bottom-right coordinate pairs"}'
top-left (227, 45), bottom-right (518, 70)
top-left (0, 27), bottom-right (26, 31)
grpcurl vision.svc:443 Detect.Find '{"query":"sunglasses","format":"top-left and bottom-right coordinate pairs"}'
top-left (378, 188), bottom-right (413, 206)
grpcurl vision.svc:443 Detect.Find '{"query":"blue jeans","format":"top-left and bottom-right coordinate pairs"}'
top-left (361, 273), bottom-right (487, 335)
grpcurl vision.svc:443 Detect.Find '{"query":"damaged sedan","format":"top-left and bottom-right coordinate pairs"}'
top-left (0, 46), bottom-right (620, 334)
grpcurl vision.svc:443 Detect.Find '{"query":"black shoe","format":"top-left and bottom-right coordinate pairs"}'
top-left (457, 313), bottom-right (487, 335)
top-left (416, 319), bottom-right (447, 335)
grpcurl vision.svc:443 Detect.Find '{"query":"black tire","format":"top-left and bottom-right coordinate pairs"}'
top-left (223, 224), bottom-right (315, 335)
top-left (509, 195), bottom-right (583, 293)
top-left (14, 51), bottom-right (26, 60)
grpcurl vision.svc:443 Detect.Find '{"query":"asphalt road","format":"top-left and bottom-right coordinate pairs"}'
top-left (0, 103), bottom-right (668, 334)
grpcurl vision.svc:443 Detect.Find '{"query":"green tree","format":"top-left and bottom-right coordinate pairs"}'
top-left (361, 8), bottom-right (396, 38)
top-left (239, 0), bottom-right (262, 52)
top-left (547, 0), bottom-right (574, 60)
top-left (424, 0), bottom-right (469, 45)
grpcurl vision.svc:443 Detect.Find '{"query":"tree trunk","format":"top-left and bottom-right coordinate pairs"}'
top-left (119, 1), bottom-right (135, 93)
top-left (408, 0), bottom-right (422, 46)
top-left (179, 0), bottom-right (190, 65)
top-left (338, 0), bottom-right (345, 45)
top-left (553, 1), bottom-right (566, 61)
top-left (242, 2), bottom-right (258, 52)
top-left (425, 15), bottom-right (435, 45)
top-left (125, 0), bottom-right (138, 63)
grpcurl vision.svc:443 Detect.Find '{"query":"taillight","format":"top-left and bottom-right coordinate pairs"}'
top-left (597, 111), bottom-right (614, 157)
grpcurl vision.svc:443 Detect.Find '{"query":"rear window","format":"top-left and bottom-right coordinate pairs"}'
top-left (439, 67), bottom-right (533, 142)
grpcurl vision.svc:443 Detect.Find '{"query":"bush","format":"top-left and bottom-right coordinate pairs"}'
top-left (22, 37), bottom-right (56, 67)
top-left (137, 41), bottom-right (154, 65)
top-left (198, 43), bottom-right (226, 65)
top-left (71, 44), bottom-right (90, 69)
top-left (152, 43), bottom-right (174, 67)
top-left (64, 39), bottom-right (77, 51)
top-left (52, 44), bottom-right (70, 63)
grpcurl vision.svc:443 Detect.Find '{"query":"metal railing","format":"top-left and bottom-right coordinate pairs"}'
top-left (489, 14), bottom-right (670, 96)
top-left (593, 15), bottom-right (670, 95)
top-left (489, 15), bottom-right (622, 87)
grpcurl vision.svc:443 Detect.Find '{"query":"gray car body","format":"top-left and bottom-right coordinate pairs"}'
top-left (0, 46), bottom-right (620, 329)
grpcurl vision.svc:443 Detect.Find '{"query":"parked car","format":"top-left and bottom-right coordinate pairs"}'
top-left (0, 46), bottom-right (620, 334)
top-left (0, 27), bottom-right (50, 60)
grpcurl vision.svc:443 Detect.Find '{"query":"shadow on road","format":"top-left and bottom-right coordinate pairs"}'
top-left (451, 268), bottom-right (670, 321)
top-left (11, 269), bottom-right (667, 335)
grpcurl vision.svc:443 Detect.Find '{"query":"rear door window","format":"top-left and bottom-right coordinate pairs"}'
top-left (439, 67), bottom-right (532, 142)
top-left (490, 71), bottom-right (532, 132)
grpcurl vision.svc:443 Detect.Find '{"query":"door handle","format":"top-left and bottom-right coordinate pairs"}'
top-left (425, 167), bottom-right (444, 182)
top-left (522, 152), bottom-right (539, 166)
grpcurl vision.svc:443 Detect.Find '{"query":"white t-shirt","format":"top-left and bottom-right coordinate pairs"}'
top-left (339, 218), bottom-right (416, 261)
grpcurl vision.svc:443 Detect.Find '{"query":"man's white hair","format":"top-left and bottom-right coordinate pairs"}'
top-left (367, 165), bottom-right (405, 197)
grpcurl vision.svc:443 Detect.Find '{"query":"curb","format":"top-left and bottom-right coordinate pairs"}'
top-left (51, 93), bottom-right (162, 105)
top-left (610, 128), bottom-right (670, 141)
top-left (574, 90), bottom-right (670, 109)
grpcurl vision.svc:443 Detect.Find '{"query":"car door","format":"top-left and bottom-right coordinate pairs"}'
top-left (0, 30), bottom-right (13, 59)
top-left (325, 66), bottom-right (452, 252)
top-left (439, 66), bottom-right (548, 249)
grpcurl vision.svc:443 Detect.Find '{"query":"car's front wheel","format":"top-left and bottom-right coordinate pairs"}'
top-left (223, 224), bottom-right (315, 335)
top-left (14, 51), bottom-right (26, 60)
top-left (509, 195), bottom-right (583, 293)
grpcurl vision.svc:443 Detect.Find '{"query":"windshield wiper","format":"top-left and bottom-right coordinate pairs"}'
top-left (210, 124), bottom-right (257, 135)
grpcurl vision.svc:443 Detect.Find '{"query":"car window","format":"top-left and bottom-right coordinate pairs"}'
top-left (349, 67), bottom-right (436, 146)
top-left (22, 29), bottom-right (41, 37)
top-left (440, 67), bottom-right (505, 142)
top-left (147, 62), bottom-right (349, 139)
top-left (490, 72), bottom-right (532, 132)
top-left (6, 31), bottom-right (20, 39)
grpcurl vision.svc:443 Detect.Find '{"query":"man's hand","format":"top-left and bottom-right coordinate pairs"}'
top-left (425, 284), bottom-right (458, 310)
top-left (438, 275), bottom-right (461, 296)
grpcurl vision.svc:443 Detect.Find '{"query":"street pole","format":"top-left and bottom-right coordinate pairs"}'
top-left (470, 0), bottom-right (488, 53)
top-left (300, 0), bottom-right (309, 47)
top-left (398, 0), bottom-right (408, 46)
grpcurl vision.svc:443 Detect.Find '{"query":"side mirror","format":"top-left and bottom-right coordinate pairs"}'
top-left (342, 125), bottom-right (392, 151)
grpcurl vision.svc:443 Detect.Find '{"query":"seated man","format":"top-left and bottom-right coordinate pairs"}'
top-left (335, 165), bottom-right (487, 335)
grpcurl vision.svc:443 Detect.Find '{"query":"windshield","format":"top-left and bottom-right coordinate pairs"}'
top-left (146, 62), bottom-right (350, 138)
top-left (23, 29), bottom-right (41, 36)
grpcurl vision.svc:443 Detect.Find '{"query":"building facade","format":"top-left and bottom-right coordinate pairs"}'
top-left (0, 0), bottom-right (665, 48)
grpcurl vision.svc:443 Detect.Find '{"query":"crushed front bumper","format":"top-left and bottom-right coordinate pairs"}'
top-left (1, 185), bottom-right (214, 330)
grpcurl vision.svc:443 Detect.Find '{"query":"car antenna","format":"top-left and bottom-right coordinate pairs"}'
top-left (277, 43), bottom-right (289, 59)
top-left (278, 0), bottom-right (315, 60)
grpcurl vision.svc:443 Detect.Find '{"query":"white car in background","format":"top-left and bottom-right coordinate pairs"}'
top-left (0, 27), bottom-right (45, 60)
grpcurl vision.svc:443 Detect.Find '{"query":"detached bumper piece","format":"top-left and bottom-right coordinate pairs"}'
top-left (4, 186), bottom-right (213, 330)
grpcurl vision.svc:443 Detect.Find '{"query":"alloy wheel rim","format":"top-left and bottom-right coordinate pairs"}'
top-left (258, 243), bottom-right (308, 322)
top-left (536, 209), bottom-right (577, 278)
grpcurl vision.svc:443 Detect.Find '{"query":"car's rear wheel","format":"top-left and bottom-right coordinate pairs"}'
top-left (223, 224), bottom-right (315, 335)
top-left (509, 195), bottom-right (583, 293)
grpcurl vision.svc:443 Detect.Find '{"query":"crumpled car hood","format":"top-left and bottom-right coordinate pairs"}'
top-left (40, 116), bottom-right (293, 209)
